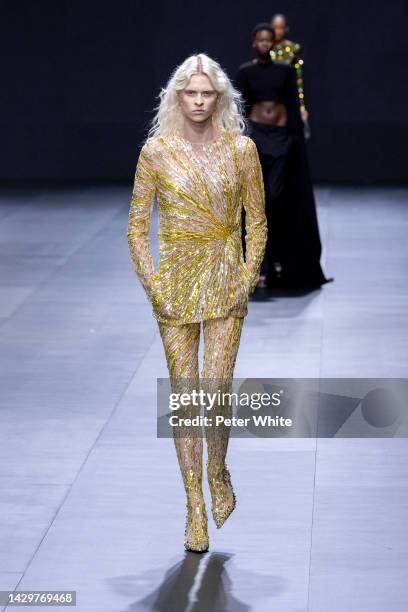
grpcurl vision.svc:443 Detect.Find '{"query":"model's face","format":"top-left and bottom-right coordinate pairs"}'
top-left (252, 30), bottom-right (274, 55)
top-left (178, 74), bottom-right (218, 123)
top-left (271, 17), bottom-right (288, 42)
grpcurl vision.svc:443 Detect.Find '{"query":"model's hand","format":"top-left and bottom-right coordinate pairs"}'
top-left (155, 300), bottom-right (177, 320)
top-left (242, 262), bottom-right (259, 297)
top-left (149, 272), bottom-right (164, 310)
top-left (150, 274), bottom-right (179, 321)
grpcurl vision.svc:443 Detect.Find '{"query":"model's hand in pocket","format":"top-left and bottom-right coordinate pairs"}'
top-left (150, 270), bottom-right (177, 320)
top-left (241, 261), bottom-right (255, 298)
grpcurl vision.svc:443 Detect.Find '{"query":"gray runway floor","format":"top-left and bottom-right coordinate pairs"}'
top-left (0, 185), bottom-right (407, 611)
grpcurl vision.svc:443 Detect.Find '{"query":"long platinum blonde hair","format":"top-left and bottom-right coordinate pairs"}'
top-left (147, 53), bottom-right (246, 138)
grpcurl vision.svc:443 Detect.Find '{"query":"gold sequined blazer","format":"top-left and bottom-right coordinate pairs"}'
top-left (126, 127), bottom-right (267, 326)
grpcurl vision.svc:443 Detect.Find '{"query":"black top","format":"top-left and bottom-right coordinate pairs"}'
top-left (234, 59), bottom-right (304, 141)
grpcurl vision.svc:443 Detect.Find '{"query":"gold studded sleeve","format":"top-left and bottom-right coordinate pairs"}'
top-left (293, 42), bottom-right (307, 113)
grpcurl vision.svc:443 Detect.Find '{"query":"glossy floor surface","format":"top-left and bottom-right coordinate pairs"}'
top-left (0, 185), bottom-right (407, 611)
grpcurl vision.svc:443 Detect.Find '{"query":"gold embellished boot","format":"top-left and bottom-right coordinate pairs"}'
top-left (168, 374), bottom-right (209, 553)
top-left (172, 398), bottom-right (209, 552)
top-left (203, 377), bottom-right (236, 529)
top-left (207, 459), bottom-right (236, 529)
top-left (183, 468), bottom-right (209, 552)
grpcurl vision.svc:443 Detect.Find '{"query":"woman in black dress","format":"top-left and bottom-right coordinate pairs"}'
top-left (235, 23), bottom-right (333, 290)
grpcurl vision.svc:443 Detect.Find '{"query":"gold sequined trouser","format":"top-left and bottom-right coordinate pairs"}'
top-left (157, 315), bottom-right (244, 536)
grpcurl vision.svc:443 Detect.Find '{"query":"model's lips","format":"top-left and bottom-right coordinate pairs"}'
top-left (192, 110), bottom-right (205, 113)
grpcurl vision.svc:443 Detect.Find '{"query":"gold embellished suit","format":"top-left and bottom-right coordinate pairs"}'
top-left (126, 127), bottom-right (267, 326)
top-left (126, 127), bottom-right (267, 551)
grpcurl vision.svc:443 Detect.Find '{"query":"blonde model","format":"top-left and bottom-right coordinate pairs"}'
top-left (126, 53), bottom-right (267, 552)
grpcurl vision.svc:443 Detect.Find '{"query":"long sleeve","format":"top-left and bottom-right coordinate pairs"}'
top-left (126, 140), bottom-right (158, 303)
top-left (270, 42), bottom-right (307, 114)
top-left (284, 65), bottom-right (305, 144)
top-left (242, 138), bottom-right (268, 294)
top-left (292, 43), bottom-right (307, 113)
